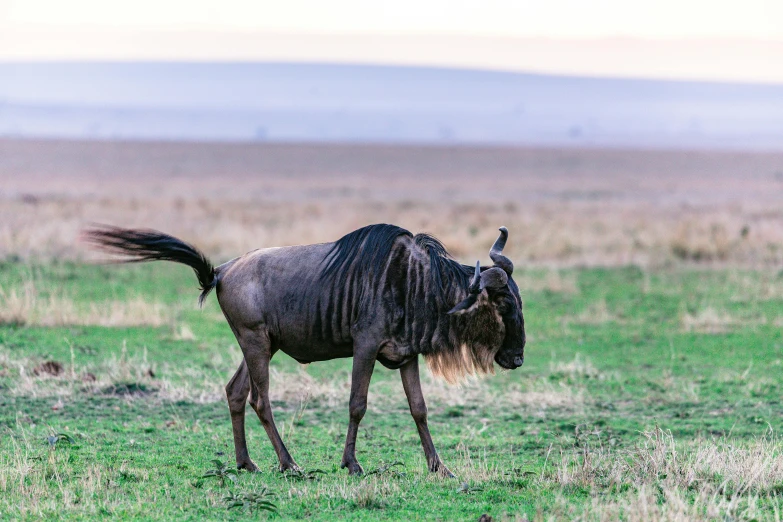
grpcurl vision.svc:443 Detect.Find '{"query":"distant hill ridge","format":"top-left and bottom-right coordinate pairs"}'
top-left (1, 62), bottom-right (782, 149)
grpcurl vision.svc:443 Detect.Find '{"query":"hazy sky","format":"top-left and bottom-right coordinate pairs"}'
top-left (1, 0), bottom-right (782, 82)
top-left (2, 0), bottom-right (782, 39)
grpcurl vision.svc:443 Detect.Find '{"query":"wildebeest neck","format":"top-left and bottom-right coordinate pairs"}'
top-left (388, 236), bottom-right (505, 382)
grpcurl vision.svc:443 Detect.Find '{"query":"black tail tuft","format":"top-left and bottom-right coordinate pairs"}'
top-left (83, 225), bottom-right (217, 306)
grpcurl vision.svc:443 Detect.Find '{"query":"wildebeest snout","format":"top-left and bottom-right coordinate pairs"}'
top-left (495, 347), bottom-right (525, 370)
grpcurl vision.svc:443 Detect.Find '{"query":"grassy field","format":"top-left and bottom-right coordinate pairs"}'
top-left (2, 261), bottom-right (782, 520)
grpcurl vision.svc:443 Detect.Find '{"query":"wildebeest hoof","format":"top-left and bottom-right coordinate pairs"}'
top-left (439, 467), bottom-right (456, 479)
top-left (431, 462), bottom-right (456, 478)
top-left (237, 460), bottom-right (259, 472)
top-left (341, 460), bottom-right (364, 475)
top-left (279, 461), bottom-right (302, 473)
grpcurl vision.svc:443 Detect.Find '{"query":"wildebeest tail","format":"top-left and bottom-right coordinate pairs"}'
top-left (83, 225), bottom-right (217, 306)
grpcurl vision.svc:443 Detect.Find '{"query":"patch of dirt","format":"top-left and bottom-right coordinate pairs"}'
top-left (101, 382), bottom-right (157, 397)
top-left (33, 360), bottom-right (64, 376)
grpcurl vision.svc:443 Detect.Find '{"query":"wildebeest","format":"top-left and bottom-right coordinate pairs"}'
top-left (85, 223), bottom-right (525, 476)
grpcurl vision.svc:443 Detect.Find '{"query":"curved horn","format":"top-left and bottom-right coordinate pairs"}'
top-left (468, 260), bottom-right (481, 294)
top-left (489, 226), bottom-right (514, 275)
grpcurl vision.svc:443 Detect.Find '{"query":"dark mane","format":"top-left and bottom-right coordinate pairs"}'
top-left (321, 224), bottom-right (412, 288)
top-left (321, 224), bottom-right (473, 302)
top-left (413, 233), bottom-right (474, 302)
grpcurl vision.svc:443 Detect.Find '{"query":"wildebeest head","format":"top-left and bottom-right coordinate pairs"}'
top-left (448, 227), bottom-right (525, 370)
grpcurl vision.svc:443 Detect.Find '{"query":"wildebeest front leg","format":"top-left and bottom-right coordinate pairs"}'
top-left (400, 357), bottom-right (455, 477)
top-left (340, 353), bottom-right (376, 475)
top-left (236, 329), bottom-right (299, 472)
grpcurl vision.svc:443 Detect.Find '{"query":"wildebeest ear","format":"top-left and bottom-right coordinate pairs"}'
top-left (447, 294), bottom-right (479, 315)
top-left (480, 267), bottom-right (508, 290)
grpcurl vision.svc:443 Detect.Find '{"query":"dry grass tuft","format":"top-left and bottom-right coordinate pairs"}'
top-left (567, 299), bottom-right (617, 325)
top-left (550, 427), bottom-right (783, 497)
top-left (538, 428), bottom-right (783, 521)
top-left (3, 337), bottom-right (584, 411)
top-left (680, 307), bottom-right (768, 334)
top-left (550, 354), bottom-right (608, 381)
top-left (0, 281), bottom-right (37, 326)
top-left (0, 280), bottom-right (170, 327)
top-left (670, 221), bottom-right (735, 263)
top-left (513, 270), bottom-right (580, 295)
top-left (1, 342), bottom-right (161, 399)
top-left (439, 428), bottom-right (783, 521)
top-left (726, 271), bottom-right (783, 301)
top-left (505, 383), bottom-right (586, 410)
top-left (0, 427), bottom-right (171, 518)
top-left (419, 371), bottom-right (586, 412)
top-left (171, 324), bottom-right (197, 341)
top-left (570, 485), bottom-right (776, 522)
top-left (681, 307), bottom-right (736, 333)
top-left (269, 366), bottom-right (351, 410)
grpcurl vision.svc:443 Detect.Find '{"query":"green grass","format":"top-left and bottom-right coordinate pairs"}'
top-left (1, 262), bottom-right (783, 520)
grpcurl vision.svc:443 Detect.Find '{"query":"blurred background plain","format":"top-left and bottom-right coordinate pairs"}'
top-left (1, 0), bottom-right (782, 266)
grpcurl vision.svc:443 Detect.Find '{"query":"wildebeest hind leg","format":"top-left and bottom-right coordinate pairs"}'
top-left (400, 357), bottom-right (455, 477)
top-left (236, 328), bottom-right (300, 472)
top-left (225, 360), bottom-right (259, 471)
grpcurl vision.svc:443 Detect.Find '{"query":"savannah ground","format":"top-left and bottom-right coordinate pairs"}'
top-left (1, 140), bottom-right (783, 520)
